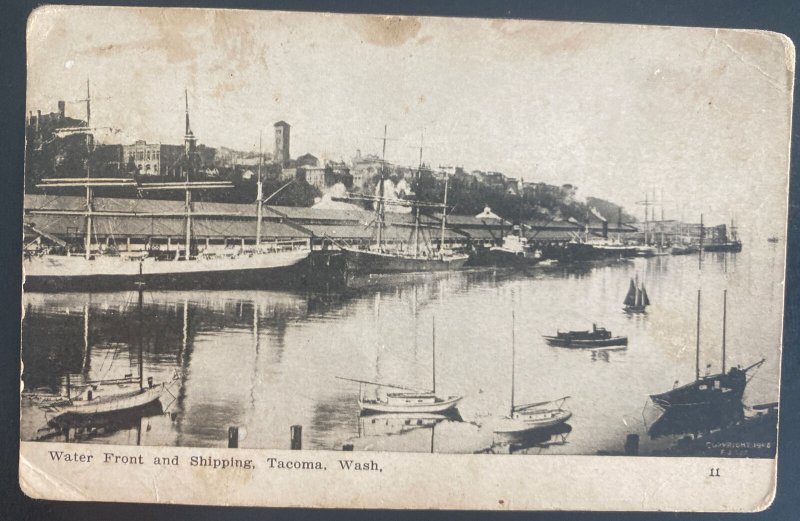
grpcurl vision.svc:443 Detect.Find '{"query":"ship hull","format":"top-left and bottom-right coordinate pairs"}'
top-left (342, 248), bottom-right (469, 274)
top-left (358, 396), bottom-right (462, 414)
top-left (702, 242), bottom-right (743, 253)
top-left (543, 336), bottom-right (628, 348)
top-left (50, 384), bottom-right (165, 417)
top-left (23, 249), bottom-right (310, 291)
top-left (473, 248), bottom-right (541, 269)
top-left (543, 243), bottom-right (636, 263)
top-left (493, 410), bottom-right (572, 434)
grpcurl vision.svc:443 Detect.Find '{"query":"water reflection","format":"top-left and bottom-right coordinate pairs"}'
top-left (21, 246), bottom-right (782, 457)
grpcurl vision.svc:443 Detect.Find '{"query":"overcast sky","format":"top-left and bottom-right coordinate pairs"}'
top-left (26, 6), bottom-right (794, 232)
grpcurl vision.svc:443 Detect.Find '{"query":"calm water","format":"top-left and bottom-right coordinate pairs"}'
top-left (21, 242), bottom-right (784, 456)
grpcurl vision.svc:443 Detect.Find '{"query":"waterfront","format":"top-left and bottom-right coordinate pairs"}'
top-left (21, 240), bottom-right (783, 456)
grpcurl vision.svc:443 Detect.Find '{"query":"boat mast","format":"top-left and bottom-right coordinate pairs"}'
top-left (510, 310), bottom-right (516, 416)
top-left (84, 79), bottom-right (92, 260)
top-left (184, 90), bottom-right (192, 260)
top-left (696, 289), bottom-right (701, 381)
top-left (432, 316), bottom-right (436, 395)
top-left (137, 282), bottom-right (144, 390)
top-left (256, 130), bottom-right (263, 248)
top-left (722, 289), bottom-right (727, 374)
top-left (414, 133), bottom-right (423, 258)
top-left (377, 125), bottom-right (387, 252)
top-left (439, 169), bottom-right (449, 251)
top-left (699, 213), bottom-right (704, 268)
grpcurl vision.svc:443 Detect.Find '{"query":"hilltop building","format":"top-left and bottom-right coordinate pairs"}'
top-left (274, 121), bottom-right (291, 167)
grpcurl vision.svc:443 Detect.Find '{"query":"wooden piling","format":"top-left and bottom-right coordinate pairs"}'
top-left (624, 434), bottom-right (639, 456)
top-left (228, 426), bottom-right (239, 448)
top-left (290, 425), bottom-right (302, 450)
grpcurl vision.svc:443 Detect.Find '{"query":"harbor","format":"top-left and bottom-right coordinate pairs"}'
top-left (21, 239), bottom-right (782, 457)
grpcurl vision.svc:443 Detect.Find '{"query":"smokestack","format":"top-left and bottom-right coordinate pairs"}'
top-left (36, 110), bottom-right (41, 132)
top-left (58, 100), bottom-right (65, 120)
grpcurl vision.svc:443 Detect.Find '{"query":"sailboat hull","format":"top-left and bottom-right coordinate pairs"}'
top-left (342, 248), bottom-right (468, 274)
top-left (493, 410), bottom-right (572, 434)
top-left (23, 249), bottom-right (310, 291)
top-left (358, 396), bottom-right (462, 414)
top-left (50, 384), bottom-right (165, 417)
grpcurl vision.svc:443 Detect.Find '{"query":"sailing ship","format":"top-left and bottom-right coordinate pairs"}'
top-left (337, 318), bottom-right (463, 414)
top-left (543, 323), bottom-right (628, 348)
top-left (623, 276), bottom-right (650, 313)
top-left (338, 128), bottom-right (469, 274)
top-left (650, 290), bottom-right (765, 410)
top-left (23, 87), bottom-right (310, 290)
top-left (494, 312), bottom-right (572, 436)
top-left (44, 285), bottom-right (172, 418)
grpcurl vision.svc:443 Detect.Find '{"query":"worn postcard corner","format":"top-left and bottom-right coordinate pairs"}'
top-left (19, 5), bottom-right (792, 512)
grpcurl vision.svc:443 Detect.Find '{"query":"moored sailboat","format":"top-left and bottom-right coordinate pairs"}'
top-left (650, 290), bottom-right (765, 410)
top-left (44, 285), bottom-right (174, 418)
top-left (337, 317), bottom-right (463, 414)
top-left (494, 311), bottom-right (572, 436)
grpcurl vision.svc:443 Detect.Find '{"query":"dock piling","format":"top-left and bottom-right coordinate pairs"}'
top-left (290, 425), bottom-right (302, 450)
top-left (228, 426), bottom-right (239, 448)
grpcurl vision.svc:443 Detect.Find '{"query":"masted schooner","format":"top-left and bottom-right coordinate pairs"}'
top-left (337, 317), bottom-right (463, 414)
top-left (650, 290), bottom-right (765, 410)
top-left (23, 87), bottom-right (310, 290)
top-left (623, 275), bottom-right (650, 313)
top-left (494, 311), bottom-right (572, 436)
top-left (337, 127), bottom-right (469, 274)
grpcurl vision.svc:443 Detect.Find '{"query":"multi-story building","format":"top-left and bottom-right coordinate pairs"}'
top-left (123, 140), bottom-right (162, 175)
top-left (274, 121), bottom-right (291, 166)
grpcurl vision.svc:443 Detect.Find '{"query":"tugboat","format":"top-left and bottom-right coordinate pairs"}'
top-left (650, 290), bottom-right (765, 410)
top-left (543, 324), bottom-right (628, 348)
top-left (623, 276), bottom-right (650, 313)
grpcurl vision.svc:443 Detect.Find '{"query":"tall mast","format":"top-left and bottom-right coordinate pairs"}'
top-left (414, 133), bottom-right (423, 258)
top-left (643, 192), bottom-right (649, 246)
top-left (432, 316), bottom-right (436, 394)
top-left (84, 79), bottom-right (93, 260)
top-left (184, 90), bottom-right (192, 260)
top-left (696, 289), bottom-right (701, 381)
top-left (256, 130), bottom-right (263, 248)
top-left (377, 125), bottom-right (387, 251)
top-left (137, 283), bottom-right (144, 390)
top-left (722, 289), bottom-right (727, 374)
top-left (440, 170), bottom-right (449, 251)
top-left (699, 213), bottom-right (704, 269)
top-left (86, 79), bottom-right (91, 127)
top-left (510, 310), bottom-right (516, 416)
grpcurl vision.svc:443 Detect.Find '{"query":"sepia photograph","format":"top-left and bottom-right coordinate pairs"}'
top-left (18, 5), bottom-right (794, 511)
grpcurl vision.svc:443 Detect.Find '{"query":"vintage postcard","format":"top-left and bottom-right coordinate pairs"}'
top-left (19, 6), bottom-right (794, 511)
